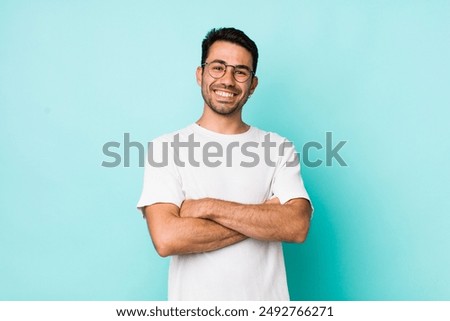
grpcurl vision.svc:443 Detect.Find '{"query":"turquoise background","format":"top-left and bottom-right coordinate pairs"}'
top-left (1, 0), bottom-right (449, 300)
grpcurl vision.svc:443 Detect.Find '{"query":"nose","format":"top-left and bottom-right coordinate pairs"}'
top-left (219, 66), bottom-right (236, 85)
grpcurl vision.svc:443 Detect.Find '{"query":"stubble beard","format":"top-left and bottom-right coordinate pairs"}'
top-left (201, 86), bottom-right (249, 116)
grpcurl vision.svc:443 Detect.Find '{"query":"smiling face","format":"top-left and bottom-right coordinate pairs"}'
top-left (196, 41), bottom-right (258, 116)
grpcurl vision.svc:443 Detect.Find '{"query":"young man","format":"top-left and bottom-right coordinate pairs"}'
top-left (137, 28), bottom-right (312, 300)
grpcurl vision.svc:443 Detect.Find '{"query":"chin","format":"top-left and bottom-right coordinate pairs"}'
top-left (210, 104), bottom-right (241, 116)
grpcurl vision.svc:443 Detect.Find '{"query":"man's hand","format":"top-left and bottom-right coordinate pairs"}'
top-left (179, 198), bottom-right (211, 219)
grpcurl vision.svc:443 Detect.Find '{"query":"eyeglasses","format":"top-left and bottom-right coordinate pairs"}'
top-left (202, 61), bottom-right (254, 83)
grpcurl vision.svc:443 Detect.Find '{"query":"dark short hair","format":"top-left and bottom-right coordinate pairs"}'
top-left (201, 27), bottom-right (259, 74)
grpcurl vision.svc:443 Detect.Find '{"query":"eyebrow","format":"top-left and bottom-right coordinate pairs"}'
top-left (209, 59), bottom-right (252, 71)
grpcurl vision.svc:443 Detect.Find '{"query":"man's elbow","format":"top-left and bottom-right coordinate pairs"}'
top-left (283, 199), bottom-right (312, 243)
top-left (287, 212), bottom-right (311, 243)
top-left (294, 230), bottom-right (309, 243)
top-left (152, 233), bottom-right (176, 257)
top-left (154, 243), bottom-right (171, 258)
top-left (145, 208), bottom-right (180, 257)
top-left (289, 224), bottom-right (310, 243)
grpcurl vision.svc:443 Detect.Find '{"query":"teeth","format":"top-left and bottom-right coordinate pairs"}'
top-left (215, 90), bottom-right (234, 98)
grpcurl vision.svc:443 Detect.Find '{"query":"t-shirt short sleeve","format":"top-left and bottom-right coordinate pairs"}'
top-left (136, 137), bottom-right (185, 212)
top-left (271, 139), bottom-right (311, 206)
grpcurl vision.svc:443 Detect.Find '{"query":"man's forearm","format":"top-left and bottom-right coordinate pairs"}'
top-left (180, 198), bottom-right (311, 243)
top-left (159, 217), bottom-right (247, 256)
top-left (145, 204), bottom-right (247, 257)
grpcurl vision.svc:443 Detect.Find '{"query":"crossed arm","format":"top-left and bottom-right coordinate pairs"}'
top-left (144, 197), bottom-right (312, 257)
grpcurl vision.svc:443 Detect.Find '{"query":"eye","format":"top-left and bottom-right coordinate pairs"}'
top-left (211, 64), bottom-right (225, 71)
top-left (235, 68), bottom-right (250, 76)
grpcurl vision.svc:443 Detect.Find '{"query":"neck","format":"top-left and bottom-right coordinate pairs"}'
top-left (196, 106), bottom-right (249, 135)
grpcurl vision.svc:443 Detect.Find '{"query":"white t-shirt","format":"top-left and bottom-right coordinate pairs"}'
top-left (137, 123), bottom-right (311, 300)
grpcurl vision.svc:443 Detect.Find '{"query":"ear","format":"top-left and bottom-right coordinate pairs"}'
top-left (249, 76), bottom-right (258, 95)
top-left (196, 66), bottom-right (203, 86)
